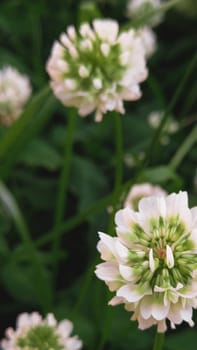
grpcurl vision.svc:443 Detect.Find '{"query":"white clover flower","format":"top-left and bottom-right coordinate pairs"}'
top-left (0, 66), bottom-right (31, 126)
top-left (95, 191), bottom-right (197, 332)
top-left (46, 19), bottom-right (148, 122)
top-left (1, 312), bottom-right (82, 350)
top-left (124, 183), bottom-right (167, 210)
top-left (136, 26), bottom-right (157, 58)
top-left (127, 0), bottom-right (163, 27)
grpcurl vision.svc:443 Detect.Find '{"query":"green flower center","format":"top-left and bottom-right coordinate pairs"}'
top-left (16, 325), bottom-right (64, 350)
top-left (128, 215), bottom-right (197, 292)
top-left (62, 33), bottom-right (125, 92)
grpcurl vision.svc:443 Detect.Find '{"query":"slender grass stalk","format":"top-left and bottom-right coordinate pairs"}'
top-left (97, 113), bottom-right (123, 350)
top-left (108, 113), bottom-right (123, 234)
top-left (0, 181), bottom-right (52, 312)
top-left (153, 332), bottom-right (165, 350)
top-left (146, 51), bottom-right (197, 165)
top-left (35, 177), bottom-right (134, 250)
top-left (52, 108), bottom-right (77, 289)
top-left (170, 122), bottom-right (197, 170)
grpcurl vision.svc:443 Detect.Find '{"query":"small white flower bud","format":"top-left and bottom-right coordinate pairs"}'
top-left (100, 43), bottom-right (110, 57)
top-left (93, 78), bottom-right (102, 90)
top-left (78, 65), bottom-right (89, 78)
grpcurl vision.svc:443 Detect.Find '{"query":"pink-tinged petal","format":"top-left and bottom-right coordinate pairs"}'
top-left (136, 314), bottom-right (156, 330)
top-left (97, 232), bottom-right (116, 260)
top-left (140, 296), bottom-right (153, 319)
top-left (95, 262), bottom-right (119, 282)
top-left (114, 240), bottom-right (129, 262)
top-left (157, 320), bottom-right (167, 333)
top-left (191, 207), bottom-right (197, 227)
top-left (180, 306), bottom-right (193, 323)
top-left (151, 302), bottom-right (170, 321)
top-left (115, 207), bottom-right (136, 229)
top-left (117, 284), bottom-right (150, 303)
top-left (93, 19), bottom-right (119, 44)
top-left (138, 196), bottom-right (166, 221)
top-left (46, 313), bottom-right (57, 327)
top-left (109, 296), bottom-right (124, 306)
top-left (168, 304), bottom-right (182, 324)
top-left (166, 191), bottom-right (192, 229)
top-left (119, 264), bottom-right (135, 282)
top-left (57, 320), bottom-right (73, 338)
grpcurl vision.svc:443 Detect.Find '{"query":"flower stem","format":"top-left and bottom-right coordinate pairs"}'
top-left (52, 108), bottom-right (77, 290)
top-left (98, 113), bottom-right (123, 350)
top-left (170, 122), bottom-right (197, 170)
top-left (153, 332), bottom-right (165, 350)
top-left (108, 112), bottom-right (123, 234)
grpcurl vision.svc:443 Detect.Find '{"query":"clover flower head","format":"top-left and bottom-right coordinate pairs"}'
top-left (0, 66), bottom-right (31, 126)
top-left (46, 19), bottom-right (148, 122)
top-left (127, 0), bottom-right (163, 27)
top-left (95, 191), bottom-right (197, 332)
top-left (124, 183), bottom-right (167, 210)
top-left (1, 312), bottom-right (82, 350)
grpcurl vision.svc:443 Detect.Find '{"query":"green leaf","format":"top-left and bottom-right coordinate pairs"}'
top-left (19, 138), bottom-right (62, 170)
top-left (165, 328), bottom-right (197, 350)
top-left (139, 165), bottom-right (182, 184)
top-left (70, 156), bottom-right (107, 211)
top-left (1, 261), bottom-right (44, 305)
top-left (0, 87), bottom-right (56, 178)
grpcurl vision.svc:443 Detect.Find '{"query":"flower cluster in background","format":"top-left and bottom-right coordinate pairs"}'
top-left (96, 191), bottom-right (197, 332)
top-left (127, 0), bottom-right (163, 26)
top-left (0, 66), bottom-right (31, 126)
top-left (148, 111), bottom-right (179, 145)
top-left (1, 312), bottom-right (82, 350)
top-left (124, 183), bottom-right (167, 210)
top-left (46, 19), bottom-right (148, 122)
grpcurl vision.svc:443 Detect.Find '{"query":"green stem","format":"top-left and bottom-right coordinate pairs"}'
top-left (108, 113), bottom-right (123, 234)
top-left (52, 108), bottom-right (77, 288)
top-left (98, 113), bottom-right (123, 350)
top-left (170, 123), bottom-right (197, 170)
top-left (146, 51), bottom-right (197, 165)
top-left (35, 176), bottom-right (136, 250)
top-left (153, 332), bottom-right (165, 350)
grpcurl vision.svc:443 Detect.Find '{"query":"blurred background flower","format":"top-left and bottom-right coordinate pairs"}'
top-left (0, 66), bottom-right (31, 126)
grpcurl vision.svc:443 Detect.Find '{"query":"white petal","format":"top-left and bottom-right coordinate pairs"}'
top-left (117, 284), bottom-right (149, 302)
top-left (93, 19), bottom-right (119, 44)
top-left (166, 245), bottom-right (174, 269)
top-left (119, 265), bottom-right (134, 281)
top-left (58, 319), bottom-right (73, 338)
top-left (97, 232), bottom-right (116, 260)
top-left (140, 296), bottom-right (153, 319)
top-left (152, 302), bottom-right (170, 321)
top-left (95, 262), bottom-right (119, 281)
top-left (149, 248), bottom-right (155, 272)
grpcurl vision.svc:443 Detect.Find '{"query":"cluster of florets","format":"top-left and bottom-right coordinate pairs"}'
top-left (1, 312), bottom-right (82, 350)
top-left (96, 192), bottom-right (197, 332)
top-left (0, 66), bottom-right (31, 126)
top-left (46, 19), bottom-right (148, 122)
